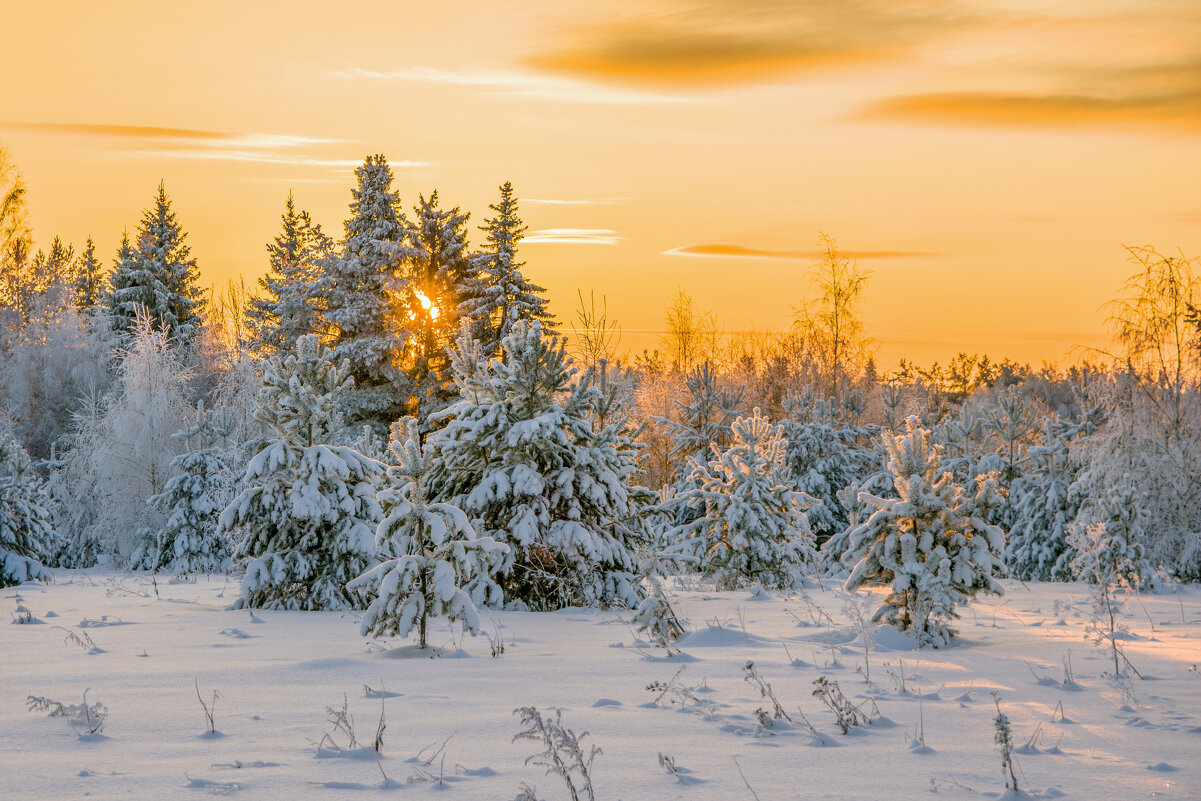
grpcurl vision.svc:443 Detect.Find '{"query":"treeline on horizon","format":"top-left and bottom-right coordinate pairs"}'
top-left (2, 145), bottom-right (1201, 646)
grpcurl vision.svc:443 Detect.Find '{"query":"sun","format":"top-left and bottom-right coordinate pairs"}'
top-left (413, 289), bottom-right (440, 321)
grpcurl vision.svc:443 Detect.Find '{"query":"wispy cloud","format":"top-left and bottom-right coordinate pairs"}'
top-left (333, 67), bottom-right (695, 105)
top-left (0, 121), bottom-right (382, 168)
top-left (663, 243), bottom-right (936, 260)
top-left (859, 86), bottom-right (1201, 134)
top-left (525, 228), bottom-right (622, 245)
top-left (524, 0), bottom-right (970, 87)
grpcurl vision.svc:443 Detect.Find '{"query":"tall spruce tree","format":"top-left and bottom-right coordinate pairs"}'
top-left (219, 335), bottom-right (383, 610)
top-left (107, 183), bottom-right (203, 344)
top-left (428, 321), bottom-right (645, 610)
top-left (247, 193), bottom-right (332, 357)
top-left (73, 236), bottom-right (105, 312)
top-left (458, 181), bottom-right (553, 356)
top-left (317, 155), bottom-right (419, 429)
top-left (408, 191), bottom-right (472, 422)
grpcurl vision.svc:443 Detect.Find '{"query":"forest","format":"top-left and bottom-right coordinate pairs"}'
top-left (4, 145), bottom-right (1198, 617)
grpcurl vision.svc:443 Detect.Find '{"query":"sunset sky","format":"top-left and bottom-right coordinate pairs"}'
top-left (4, 0), bottom-right (1199, 367)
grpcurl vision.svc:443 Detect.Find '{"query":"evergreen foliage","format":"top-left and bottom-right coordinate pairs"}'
top-left (349, 418), bottom-right (506, 647)
top-left (247, 193), bottom-right (332, 357)
top-left (1062, 475), bottom-right (1159, 590)
top-left (429, 321), bottom-right (645, 610)
top-left (0, 424), bottom-right (55, 587)
top-left (220, 335), bottom-right (383, 610)
top-left (458, 182), bottom-right (553, 357)
top-left (669, 408), bottom-right (818, 590)
top-left (780, 393), bottom-right (882, 546)
top-left (73, 237), bottom-right (105, 312)
top-left (148, 404), bottom-right (235, 575)
top-left (408, 190), bottom-right (472, 422)
top-left (107, 183), bottom-right (203, 344)
top-left (316, 155), bottom-right (419, 429)
top-left (844, 416), bottom-right (1006, 647)
top-left (1006, 415), bottom-right (1095, 581)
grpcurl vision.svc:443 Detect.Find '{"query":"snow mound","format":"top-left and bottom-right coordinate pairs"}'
top-left (677, 626), bottom-right (774, 648)
top-left (869, 625), bottom-right (921, 651)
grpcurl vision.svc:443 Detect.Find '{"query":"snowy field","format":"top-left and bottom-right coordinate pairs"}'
top-left (3, 572), bottom-right (1199, 800)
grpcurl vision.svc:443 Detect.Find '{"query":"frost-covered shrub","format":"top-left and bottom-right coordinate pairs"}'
top-left (428, 321), bottom-right (645, 610)
top-left (1062, 476), bottom-right (1159, 590)
top-left (220, 335), bottom-right (382, 610)
top-left (669, 408), bottom-right (817, 590)
top-left (844, 416), bottom-right (1006, 647)
top-left (349, 418), bottom-right (507, 648)
top-left (0, 296), bottom-right (114, 461)
top-left (1006, 415), bottom-right (1095, 581)
top-left (54, 316), bottom-right (192, 562)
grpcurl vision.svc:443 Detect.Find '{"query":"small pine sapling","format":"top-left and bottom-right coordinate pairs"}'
top-left (632, 580), bottom-right (685, 654)
top-left (669, 408), bottom-right (819, 590)
top-left (349, 417), bottom-right (507, 649)
top-left (843, 417), bottom-right (1006, 647)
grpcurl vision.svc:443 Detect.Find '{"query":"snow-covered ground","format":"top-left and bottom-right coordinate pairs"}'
top-left (3, 572), bottom-right (1199, 800)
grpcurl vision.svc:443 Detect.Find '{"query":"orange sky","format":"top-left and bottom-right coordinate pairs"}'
top-left (3, 0), bottom-right (1199, 368)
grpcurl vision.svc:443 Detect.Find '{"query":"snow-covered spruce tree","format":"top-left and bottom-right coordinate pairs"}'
top-left (408, 190), bottom-right (472, 422)
top-left (1006, 414), bottom-right (1096, 581)
top-left (220, 335), bottom-right (383, 610)
top-left (661, 361), bottom-right (744, 465)
top-left (73, 236), bottom-right (105, 312)
top-left (652, 361), bottom-right (744, 537)
top-left (428, 321), bottom-right (645, 610)
top-left (0, 424), bottom-right (55, 587)
top-left (107, 183), bottom-right (204, 344)
top-left (458, 181), bottom-right (553, 357)
top-left (315, 155), bottom-right (419, 429)
top-left (669, 408), bottom-right (818, 590)
top-left (349, 418), bottom-right (507, 648)
top-left (1061, 475), bottom-right (1158, 590)
top-left (780, 391), bottom-right (883, 548)
top-left (246, 192), bottom-right (333, 357)
top-left (147, 404), bottom-right (235, 575)
top-left (844, 416), bottom-right (1006, 647)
